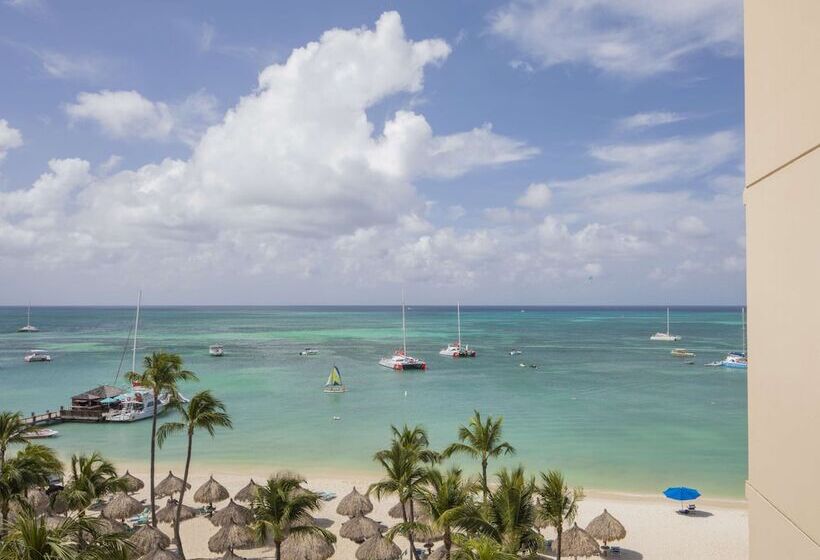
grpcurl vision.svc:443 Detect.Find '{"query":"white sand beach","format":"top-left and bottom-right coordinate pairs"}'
top-left (124, 467), bottom-right (748, 560)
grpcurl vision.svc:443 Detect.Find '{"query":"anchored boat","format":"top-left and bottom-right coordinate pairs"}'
top-left (17, 302), bottom-right (39, 332)
top-left (650, 308), bottom-right (681, 341)
top-left (379, 292), bottom-right (426, 371)
top-left (439, 303), bottom-right (476, 358)
top-left (323, 365), bottom-right (347, 393)
top-left (24, 349), bottom-right (51, 363)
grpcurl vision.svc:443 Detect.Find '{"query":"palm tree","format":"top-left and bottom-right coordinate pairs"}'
top-left (0, 509), bottom-right (132, 560)
top-left (126, 351), bottom-right (197, 527)
top-left (61, 452), bottom-right (126, 515)
top-left (536, 470), bottom-right (584, 560)
top-left (251, 473), bottom-right (335, 560)
top-left (0, 412), bottom-right (34, 471)
top-left (455, 467), bottom-right (541, 556)
top-left (157, 390), bottom-right (233, 560)
top-left (450, 535), bottom-right (519, 560)
top-left (443, 411), bottom-right (515, 502)
top-left (370, 439), bottom-right (430, 560)
top-left (0, 444), bottom-right (62, 533)
top-left (379, 425), bottom-right (440, 465)
top-left (418, 467), bottom-right (477, 560)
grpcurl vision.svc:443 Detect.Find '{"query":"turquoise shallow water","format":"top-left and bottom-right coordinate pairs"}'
top-left (0, 306), bottom-right (748, 498)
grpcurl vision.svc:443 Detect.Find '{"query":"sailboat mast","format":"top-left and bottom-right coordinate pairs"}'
top-left (132, 290), bottom-right (142, 373)
top-left (401, 290), bottom-right (407, 354)
top-left (457, 302), bottom-right (462, 346)
top-left (27, 301), bottom-right (31, 327)
top-left (742, 306), bottom-right (747, 354)
top-left (666, 307), bottom-right (670, 335)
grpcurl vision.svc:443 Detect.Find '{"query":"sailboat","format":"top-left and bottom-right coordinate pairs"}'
top-left (379, 292), bottom-right (426, 371)
top-left (17, 302), bottom-right (39, 332)
top-left (439, 303), bottom-right (476, 357)
top-left (650, 308), bottom-right (681, 341)
top-left (323, 365), bottom-right (347, 393)
top-left (722, 307), bottom-right (748, 369)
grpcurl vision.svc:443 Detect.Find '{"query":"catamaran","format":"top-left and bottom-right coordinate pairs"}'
top-left (17, 302), bottom-right (39, 332)
top-left (379, 292), bottom-right (426, 371)
top-left (650, 308), bottom-right (681, 341)
top-left (721, 308), bottom-right (748, 369)
top-left (299, 348), bottom-right (319, 356)
top-left (209, 345), bottom-right (224, 357)
top-left (24, 349), bottom-right (51, 362)
top-left (323, 365), bottom-right (347, 393)
top-left (439, 303), bottom-right (476, 357)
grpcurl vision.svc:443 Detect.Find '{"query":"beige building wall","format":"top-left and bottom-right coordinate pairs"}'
top-left (744, 1), bottom-right (820, 558)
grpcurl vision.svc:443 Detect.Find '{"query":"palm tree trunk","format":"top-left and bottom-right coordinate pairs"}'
top-left (401, 499), bottom-right (418, 560)
top-left (275, 540), bottom-right (281, 560)
top-left (481, 456), bottom-right (488, 502)
top-left (175, 429), bottom-right (194, 559)
top-left (444, 526), bottom-right (452, 560)
top-left (149, 387), bottom-right (159, 527)
top-left (556, 524), bottom-right (562, 560)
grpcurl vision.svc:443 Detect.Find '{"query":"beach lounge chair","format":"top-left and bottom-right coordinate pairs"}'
top-left (688, 504), bottom-right (697, 512)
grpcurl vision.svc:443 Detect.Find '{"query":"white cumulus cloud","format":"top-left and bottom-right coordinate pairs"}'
top-left (0, 119), bottom-right (23, 161)
top-left (516, 182), bottom-right (552, 209)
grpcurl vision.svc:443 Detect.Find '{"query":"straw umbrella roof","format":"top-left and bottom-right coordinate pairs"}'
top-left (95, 516), bottom-right (128, 535)
top-left (27, 489), bottom-right (50, 515)
top-left (561, 523), bottom-right (600, 558)
top-left (336, 487), bottom-right (373, 517)
top-left (102, 492), bottom-right (145, 521)
top-left (387, 500), bottom-right (429, 521)
top-left (221, 552), bottom-right (251, 560)
top-left (129, 525), bottom-right (171, 555)
top-left (137, 549), bottom-right (180, 560)
top-left (355, 535), bottom-right (402, 560)
top-left (156, 501), bottom-right (198, 524)
top-left (44, 515), bottom-right (67, 530)
top-left (585, 509), bottom-right (626, 544)
top-left (122, 470), bottom-right (145, 494)
top-left (234, 479), bottom-right (263, 503)
top-left (427, 547), bottom-right (447, 560)
top-left (208, 521), bottom-right (257, 553)
top-left (49, 492), bottom-right (69, 515)
top-left (195, 476), bottom-right (230, 505)
top-left (211, 499), bottom-right (254, 527)
top-left (155, 471), bottom-right (190, 498)
top-left (280, 531), bottom-right (335, 560)
top-left (340, 515), bottom-right (381, 542)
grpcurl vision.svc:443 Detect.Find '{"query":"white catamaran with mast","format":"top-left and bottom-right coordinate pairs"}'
top-left (650, 307), bottom-right (681, 341)
top-left (439, 303), bottom-right (476, 357)
top-left (721, 307), bottom-right (748, 369)
top-left (379, 292), bottom-right (426, 371)
top-left (17, 302), bottom-right (39, 332)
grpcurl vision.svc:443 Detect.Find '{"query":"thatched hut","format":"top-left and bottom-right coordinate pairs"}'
top-left (387, 500), bottom-right (429, 521)
top-left (48, 491), bottom-right (69, 515)
top-left (27, 489), bottom-right (50, 515)
top-left (234, 479), bottom-right (263, 503)
top-left (129, 525), bottom-right (171, 555)
top-left (336, 487), bottom-right (373, 517)
top-left (102, 492), bottom-right (144, 521)
top-left (195, 476), bottom-right (230, 507)
top-left (122, 471), bottom-right (145, 494)
top-left (136, 548), bottom-right (180, 560)
top-left (280, 531), bottom-right (335, 560)
top-left (154, 471), bottom-right (190, 498)
top-left (156, 500), bottom-right (198, 524)
top-left (340, 514), bottom-right (381, 543)
top-left (211, 499), bottom-right (254, 527)
top-left (208, 521), bottom-right (257, 553)
top-left (585, 509), bottom-right (626, 547)
top-left (355, 535), bottom-right (401, 560)
top-left (427, 546), bottom-right (448, 560)
top-left (94, 516), bottom-right (128, 535)
top-left (560, 523), bottom-right (600, 558)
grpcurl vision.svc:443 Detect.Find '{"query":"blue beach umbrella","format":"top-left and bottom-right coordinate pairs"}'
top-left (664, 486), bottom-right (701, 508)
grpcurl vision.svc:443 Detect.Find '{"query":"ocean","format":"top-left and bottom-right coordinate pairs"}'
top-left (0, 306), bottom-right (748, 498)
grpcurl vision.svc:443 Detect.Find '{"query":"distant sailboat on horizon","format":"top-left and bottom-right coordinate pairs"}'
top-left (439, 302), bottom-right (476, 358)
top-left (17, 302), bottom-right (39, 333)
top-left (650, 307), bottom-right (681, 341)
top-left (379, 291), bottom-right (426, 371)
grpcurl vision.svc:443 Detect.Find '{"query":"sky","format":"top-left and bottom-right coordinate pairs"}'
top-left (0, 0), bottom-right (745, 305)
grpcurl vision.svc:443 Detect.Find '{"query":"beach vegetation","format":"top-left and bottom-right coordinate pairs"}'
top-left (536, 469), bottom-right (584, 560)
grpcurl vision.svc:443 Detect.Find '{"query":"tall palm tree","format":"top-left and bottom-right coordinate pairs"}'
top-left (443, 411), bottom-right (515, 503)
top-left (450, 535), bottom-right (519, 560)
top-left (0, 509), bottom-right (132, 560)
top-left (61, 452), bottom-right (126, 515)
top-left (0, 412), bottom-right (34, 471)
top-left (0, 444), bottom-right (62, 535)
top-left (370, 439), bottom-right (430, 560)
top-left (251, 473), bottom-right (335, 560)
top-left (418, 467), bottom-right (477, 560)
top-left (535, 470), bottom-right (584, 560)
top-left (126, 351), bottom-right (197, 527)
top-left (455, 467), bottom-right (541, 556)
top-left (157, 390), bottom-right (232, 560)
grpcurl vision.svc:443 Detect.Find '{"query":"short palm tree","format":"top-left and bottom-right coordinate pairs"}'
top-left (380, 424), bottom-right (440, 465)
top-left (418, 467), bottom-right (477, 560)
top-left (0, 412), bottom-right (34, 471)
top-left (251, 473), bottom-right (335, 560)
top-left (455, 467), bottom-right (541, 556)
top-left (62, 452), bottom-right (126, 514)
top-left (443, 411), bottom-right (515, 502)
top-left (450, 535), bottom-right (519, 560)
top-left (0, 444), bottom-right (62, 532)
top-left (536, 470), bottom-right (584, 560)
top-left (127, 351), bottom-right (197, 526)
top-left (157, 390), bottom-right (232, 560)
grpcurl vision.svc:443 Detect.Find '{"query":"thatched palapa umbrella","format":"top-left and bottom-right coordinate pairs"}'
top-left (102, 492), bottom-right (144, 521)
top-left (156, 500), bottom-right (198, 524)
top-left (211, 499), bottom-right (253, 527)
top-left (387, 500), bottom-right (429, 521)
top-left (122, 470), bottom-right (145, 494)
top-left (155, 471), bottom-right (190, 499)
top-left (49, 492), bottom-right (69, 515)
top-left (208, 521), bottom-right (257, 553)
top-left (95, 515), bottom-right (128, 535)
top-left (280, 531), bottom-right (335, 560)
top-left (44, 515), bottom-right (67, 530)
top-left (561, 523), bottom-right (600, 558)
top-left (234, 479), bottom-right (263, 503)
top-left (340, 514), bottom-right (381, 543)
top-left (137, 548), bottom-right (180, 560)
top-left (336, 487), bottom-right (373, 517)
top-left (129, 524), bottom-right (171, 555)
top-left (27, 489), bottom-right (50, 515)
top-left (355, 535), bottom-right (401, 560)
top-left (427, 546), bottom-right (447, 560)
top-left (585, 508), bottom-right (626, 548)
top-left (195, 475), bottom-right (230, 508)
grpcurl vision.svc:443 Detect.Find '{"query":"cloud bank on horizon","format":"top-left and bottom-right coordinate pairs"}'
top-left (0, 1), bottom-right (745, 305)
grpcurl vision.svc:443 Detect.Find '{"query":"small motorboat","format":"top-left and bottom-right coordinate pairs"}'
top-left (209, 345), bottom-right (224, 357)
top-left (671, 348), bottom-right (696, 358)
top-left (509, 349), bottom-right (522, 356)
top-left (28, 428), bottom-right (59, 438)
top-left (519, 363), bottom-right (538, 369)
top-left (24, 349), bottom-right (51, 362)
top-left (299, 348), bottom-right (319, 356)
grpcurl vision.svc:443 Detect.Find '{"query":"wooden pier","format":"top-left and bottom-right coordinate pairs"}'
top-left (21, 410), bottom-right (63, 426)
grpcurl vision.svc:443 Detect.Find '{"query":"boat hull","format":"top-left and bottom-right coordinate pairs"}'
top-left (379, 358), bottom-right (426, 371)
